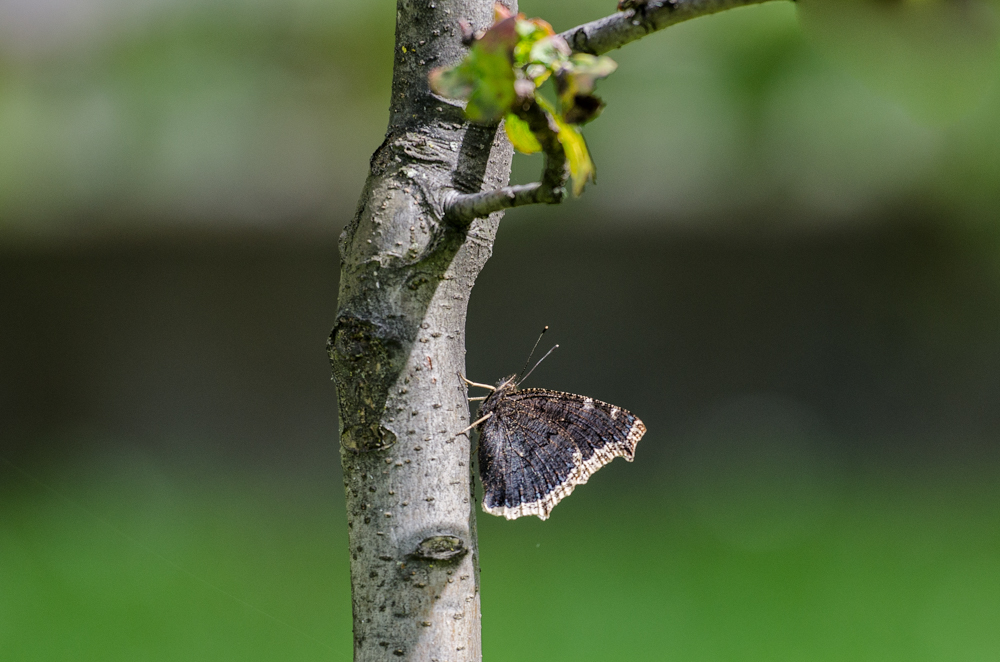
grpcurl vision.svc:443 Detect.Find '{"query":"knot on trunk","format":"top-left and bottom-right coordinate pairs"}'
top-left (411, 535), bottom-right (469, 562)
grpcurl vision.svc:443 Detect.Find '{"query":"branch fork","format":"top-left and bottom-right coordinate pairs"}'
top-left (444, 95), bottom-right (568, 226)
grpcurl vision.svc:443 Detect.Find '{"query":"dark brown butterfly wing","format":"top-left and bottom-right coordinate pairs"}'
top-left (477, 388), bottom-right (645, 520)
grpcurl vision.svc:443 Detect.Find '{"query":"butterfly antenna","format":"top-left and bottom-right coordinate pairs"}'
top-left (518, 344), bottom-right (558, 386)
top-left (516, 325), bottom-right (549, 382)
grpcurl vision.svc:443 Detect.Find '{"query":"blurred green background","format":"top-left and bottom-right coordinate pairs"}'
top-left (2, 0), bottom-right (1000, 660)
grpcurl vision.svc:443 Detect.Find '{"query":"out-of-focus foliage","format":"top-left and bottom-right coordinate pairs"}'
top-left (800, 0), bottom-right (1000, 125)
top-left (571, 0), bottom-right (1000, 225)
top-left (2, 458), bottom-right (998, 660)
top-left (0, 0), bottom-right (999, 239)
top-left (0, 0), bottom-right (395, 236)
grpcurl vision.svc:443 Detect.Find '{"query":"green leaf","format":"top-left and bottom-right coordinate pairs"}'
top-left (465, 16), bottom-right (520, 121)
top-left (429, 8), bottom-right (618, 126)
top-left (556, 53), bottom-right (617, 124)
top-left (428, 66), bottom-right (476, 101)
top-left (504, 113), bottom-right (542, 154)
top-left (428, 15), bottom-right (519, 122)
top-left (525, 63), bottom-right (550, 85)
top-left (538, 96), bottom-right (596, 196)
top-left (514, 18), bottom-right (557, 67)
top-left (557, 120), bottom-right (596, 196)
top-left (515, 16), bottom-right (553, 39)
top-left (527, 35), bottom-right (571, 69)
top-left (566, 54), bottom-right (618, 91)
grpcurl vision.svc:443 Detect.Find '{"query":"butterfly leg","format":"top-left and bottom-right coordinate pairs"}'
top-left (458, 373), bottom-right (496, 391)
top-left (452, 412), bottom-right (492, 439)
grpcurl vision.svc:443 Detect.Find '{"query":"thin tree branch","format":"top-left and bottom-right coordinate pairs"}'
top-left (444, 182), bottom-right (548, 223)
top-left (560, 0), bottom-right (784, 56)
top-left (445, 97), bottom-right (568, 226)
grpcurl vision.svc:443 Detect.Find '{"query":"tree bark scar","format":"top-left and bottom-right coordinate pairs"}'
top-left (329, 316), bottom-right (407, 453)
top-left (412, 535), bottom-right (469, 562)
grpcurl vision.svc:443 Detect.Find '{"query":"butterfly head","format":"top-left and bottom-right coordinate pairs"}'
top-left (477, 375), bottom-right (517, 415)
top-left (493, 375), bottom-right (518, 394)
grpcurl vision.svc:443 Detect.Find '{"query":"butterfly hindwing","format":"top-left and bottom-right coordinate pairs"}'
top-left (476, 387), bottom-right (645, 520)
top-left (511, 389), bottom-right (642, 463)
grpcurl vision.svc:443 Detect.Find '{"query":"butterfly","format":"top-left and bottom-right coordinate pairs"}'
top-left (460, 332), bottom-right (645, 520)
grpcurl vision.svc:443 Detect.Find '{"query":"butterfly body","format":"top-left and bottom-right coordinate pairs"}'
top-left (475, 375), bottom-right (645, 520)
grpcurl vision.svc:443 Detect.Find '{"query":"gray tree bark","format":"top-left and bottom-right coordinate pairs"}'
top-left (329, 1), bottom-right (782, 660)
top-left (329, 2), bottom-right (516, 660)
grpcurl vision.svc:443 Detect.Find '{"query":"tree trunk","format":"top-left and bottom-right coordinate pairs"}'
top-left (328, 1), bottom-right (515, 660)
top-left (328, 0), bottom-right (784, 658)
